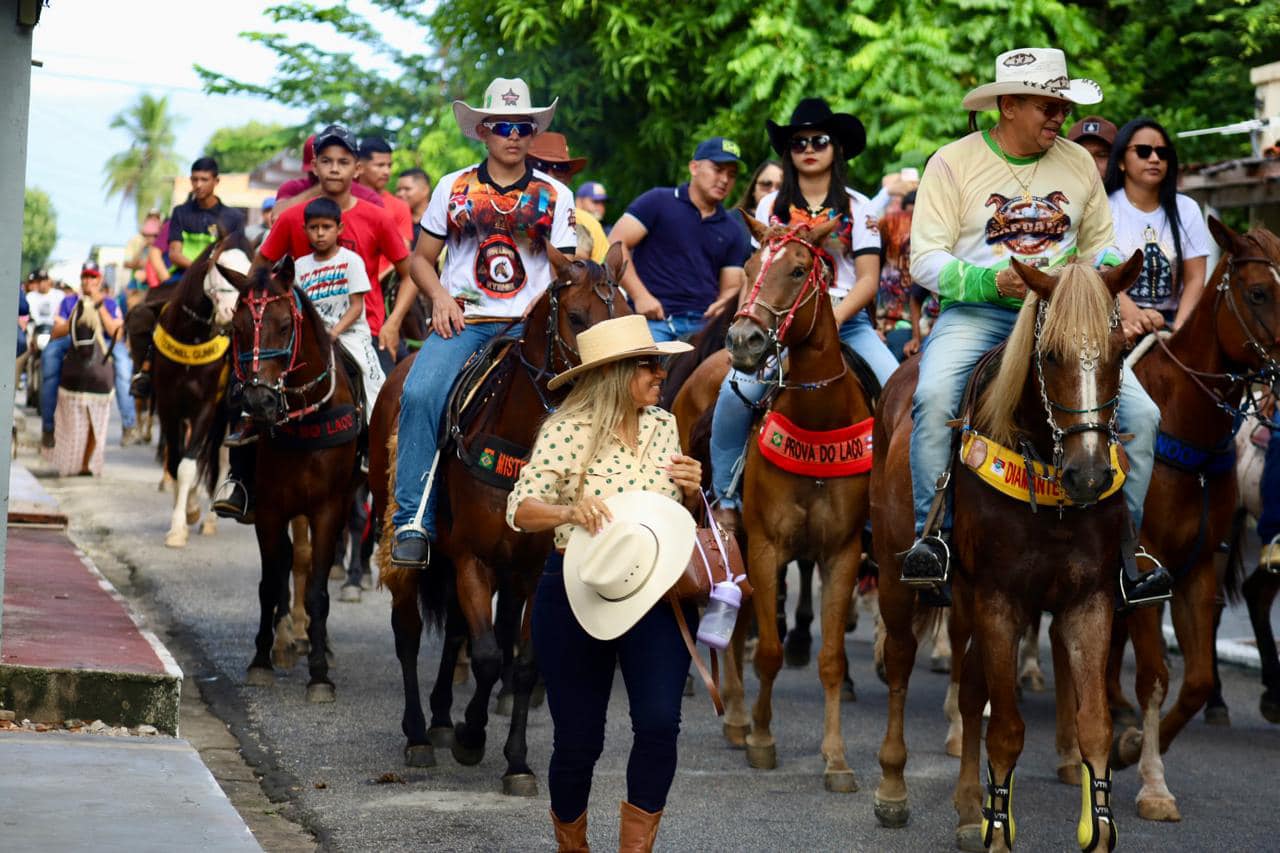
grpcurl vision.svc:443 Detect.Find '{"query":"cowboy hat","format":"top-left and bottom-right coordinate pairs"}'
top-left (963, 48), bottom-right (1102, 112)
top-left (453, 77), bottom-right (558, 142)
top-left (766, 98), bottom-right (866, 160)
top-left (564, 491), bottom-right (697, 640)
top-left (548, 314), bottom-right (692, 391)
top-left (527, 132), bottom-right (588, 177)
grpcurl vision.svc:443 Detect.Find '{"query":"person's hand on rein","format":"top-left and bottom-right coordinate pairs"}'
top-left (567, 495), bottom-right (613, 535)
top-left (994, 267), bottom-right (1026, 300)
top-left (666, 453), bottom-right (703, 499)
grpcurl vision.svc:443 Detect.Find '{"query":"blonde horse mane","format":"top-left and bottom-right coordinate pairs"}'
top-left (71, 297), bottom-right (110, 357)
top-left (975, 263), bottom-right (1116, 445)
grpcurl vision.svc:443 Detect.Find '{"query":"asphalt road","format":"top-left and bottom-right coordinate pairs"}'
top-left (21, 411), bottom-right (1280, 852)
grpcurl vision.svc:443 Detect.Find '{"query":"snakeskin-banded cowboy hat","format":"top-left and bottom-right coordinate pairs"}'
top-left (963, 48), bottom-right (1102, 112)
top-left (548, 315), bottom-right (691, 391)
top-left (766, 98), bottom-right (866, 161)
top-left (453, 77), bottom-right (558, 141)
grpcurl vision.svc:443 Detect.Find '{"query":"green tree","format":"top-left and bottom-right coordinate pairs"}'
top-left (21, 187), bottom-right (57, 278)
top-left (103, 93), bottom-right (183, 228)
top-left (204, 120), bottom-right (294, 173)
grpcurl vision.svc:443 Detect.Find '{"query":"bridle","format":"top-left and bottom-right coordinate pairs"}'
top-left (231, 285), bottom-right (335, 425)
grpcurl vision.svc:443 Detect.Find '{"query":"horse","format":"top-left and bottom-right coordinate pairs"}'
top-left (1100, 220), bottom-right (1280, 822)
top-left (227, 257), bottom-right (363, 703)
top-left (370, 245), bottom-right (626, 793)
top-left (151, 235), bottom-right (252, 548)
top-left (43, 299), bottom-right (117, 477)
top-left (872, 255), bottom-right (1143, 852)
top-left (701, 217), bottom-right (876, 793)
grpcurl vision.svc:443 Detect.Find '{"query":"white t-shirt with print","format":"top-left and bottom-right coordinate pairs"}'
top-left (754, 187), bottom-right (881, 301)
top-left (294, 247), bottom-right (372, 337)
top-left (1108, 190), bottom-right (1212, 313)
top-left (27, 290), bottom-right (63, 327)
top-left (422, 163), bottom-right (577, 319)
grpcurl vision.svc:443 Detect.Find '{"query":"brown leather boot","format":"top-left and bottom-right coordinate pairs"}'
top-left (618, 801), bottom-right (662, 852)
top-left (550, 808), bottom-right (589, 852)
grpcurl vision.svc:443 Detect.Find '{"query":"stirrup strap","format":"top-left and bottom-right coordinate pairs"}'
top-left (667, 591), bottom-right (724, 716)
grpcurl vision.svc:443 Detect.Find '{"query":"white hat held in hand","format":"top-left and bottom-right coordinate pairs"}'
top-left (453, 77), bottom-right (558, 141)
top-left (963, 48), bottom-right (1102, 112)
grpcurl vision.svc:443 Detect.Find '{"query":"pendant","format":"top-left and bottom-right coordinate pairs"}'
top-left (1022, 190), bottom-right (1032, 205)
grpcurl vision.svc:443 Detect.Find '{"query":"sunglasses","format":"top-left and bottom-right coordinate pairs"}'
top-left (1128, 144), bottom-right (1172, 161)
top-left (634, 356), bottom-right (671, 372)
top-left (530, 158), bottom-right (574, 174)
top-left (482, 120), bottom-right (537, 138)
top-left (790, 134), bottom-right (832, 154)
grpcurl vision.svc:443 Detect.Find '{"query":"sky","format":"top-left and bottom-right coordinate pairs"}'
top-left (26, 0), bottom-right (420, 268)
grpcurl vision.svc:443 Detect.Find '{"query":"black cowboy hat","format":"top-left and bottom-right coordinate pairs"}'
top-left (766, 98), bottom-right (866, 161)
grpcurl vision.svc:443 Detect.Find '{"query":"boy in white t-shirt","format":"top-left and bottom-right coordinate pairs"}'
top-left (294, 197), bottom-right (386, 417)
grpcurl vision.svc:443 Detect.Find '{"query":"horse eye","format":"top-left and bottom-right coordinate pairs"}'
top-left (791, 266), bottom-right (805, 279)
top-left (568, 311), bottom-right (588, 332)
top-left (1249, 286), bottom-right (1269, 306)
top-left (1044, 351), bottom-right (1057, 364)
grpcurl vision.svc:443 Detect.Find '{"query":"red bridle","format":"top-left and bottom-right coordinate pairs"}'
top-left (232, 287), bottom-right (335, 424)
top-left (735, 229), bottom-right (834, 346)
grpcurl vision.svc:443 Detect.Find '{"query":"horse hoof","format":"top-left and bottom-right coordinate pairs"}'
top-left (945, 731), bottom-right (962, 759)
top-left (1203, 704), bottom-right (1230, 726)
top-left (723, 722), bottom-right (750, 748)
top-left (1110, 726), bottom-right (1143, 769)
top-left (1057, 763), bottom-right (1081, 786)
top-left (1111, 705), bottom-right (1140, 729)
top-left (930, 654), bottom-right (951, 674)
top-left (246, 667), bottom-right (274, 687)
top-left (306, 683), bottom-right (336, 703)
top-left (1020, 671), bottom-right (1047, 692)
top-left (873, 797), bottom-right (910, 828)
top-left (784, 642), bottom-right (811, 669)
top-left (200, 520), bottom-right (216, 537)
top-left (329, 563), bottom-right (345, 581)
top-left (1261, 693), bottom-right (1280, 724)
top-left (824, 769), bottom-right (857, 793)
top-left (495, 692), bottom-right (514, 717)
top-left (404, 744), bottom-right (436, 768)
top-left (451, 740), bottom-right (485, 766)
top-left (745, 742), bottom-right (777, 769)
top-left (294, 638), bottom-right (311, 656)
top-left (164, 531), bottom-right (188, 549)
top-left (683, 674), bottom-right (694, 697)
top-left (338, 584), bottom-right (361, 603)
top-left (955, 824), bottom-right (984, 852)
top-left (875, 660), bottom-right (888, 685)
top-left (427, 726), bottom-right (455, 748)
top-left (840, 678), bottom-right (856, 703)
top-left (1137, 794), bottom-right (1181, 822)
top-left (271, 646), bottom-right (296, 670)
top-left (502, 773), bottom-right (538, 798)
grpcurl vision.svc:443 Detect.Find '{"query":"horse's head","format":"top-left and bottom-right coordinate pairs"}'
top-left (205, 230), bottom-right (255, 327)
top-left (535, 243), bottom-right (631, 376)
top-left (230, 257), bottom-right (309, 425)
top-left (1207, 217), bottom-right (1280, 371)
top-left (726, 216), bottom-right (840, 373)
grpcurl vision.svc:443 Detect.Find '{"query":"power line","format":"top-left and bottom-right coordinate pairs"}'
top-left (33, 68), bottom-right (246, 97)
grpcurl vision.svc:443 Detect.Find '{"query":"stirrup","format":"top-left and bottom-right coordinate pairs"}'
top-left (390, 524), bottom-right (431, 569)
top-left (212, 479), bottom-right (254, 524)
top-left (129, 371), bottom-right (153, 399)
top-left (1118, 547), bottom-right (1172, 610)
top-left (900, 534), bottom-right (950, 589)
top-left (1260, 535), bottom-right (1280, 575)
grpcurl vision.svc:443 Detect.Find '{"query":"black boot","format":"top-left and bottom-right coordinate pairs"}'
top-left (390, 527), bottom-right (430, 569)
top-left (129, 368), bottom-right (152, 399)
top-left (900, 535), bottom-right (950, 588)
top-left (212, 478), bottom-right (254, 524)
top-left (1118, 518), bottom-right (1172, 610)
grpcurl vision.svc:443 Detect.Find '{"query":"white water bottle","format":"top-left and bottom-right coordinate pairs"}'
top-left (696, 581), bottom-right (742, 650)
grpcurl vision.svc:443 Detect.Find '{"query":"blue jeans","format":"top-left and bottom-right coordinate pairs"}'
top-left (1258, 430), bottom-right (1280, 543)
top-left (41, 338), bottom-right (137, 432)
top-left (710, 311), bottom-right (899, 504)
top-left (647, 312), bottom-right (705, 343)
top-left (908, 303), bottom-right (1160, 534)
top-left (391, 322), bottom-right (519, 536)
top-left (532, 554), bottom-right (693, 819)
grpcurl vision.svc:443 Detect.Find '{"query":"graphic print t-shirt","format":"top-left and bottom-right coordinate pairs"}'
top-left (1108, 190), bottom-right (1212, 314)
top-left (293, 247), bottom-right (372, 338)
top-left (910, 132), bottom-right (1120, 312)
top-left (422, 162), bottom-right (576, 319)
top-left (754, 187), bottom-right (881, 303)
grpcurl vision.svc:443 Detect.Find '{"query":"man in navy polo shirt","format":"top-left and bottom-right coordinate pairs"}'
top-left (609, 137), bottom-right (752, 342)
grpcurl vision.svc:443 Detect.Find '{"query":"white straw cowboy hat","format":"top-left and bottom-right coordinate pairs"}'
top-left (453, 77), bottom-right (558, 142)
top-left (547, 314), bottom-right (692, 390)
top-left (963, 48), bottom-right (1103, 112)
top-left (564, 491), bottom-right (697, 640)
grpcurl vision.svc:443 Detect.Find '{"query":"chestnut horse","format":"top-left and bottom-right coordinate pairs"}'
top-left (708, 217), bottom-right (875, 792)
top-left (872, 256), bottom-right (1142, 852)
top-left (1099, 221), bottom-right (1280, 821)
top-left (228, 259), bottom-right (361, 703)
top-left (371, 246), bottom-right (626, 794)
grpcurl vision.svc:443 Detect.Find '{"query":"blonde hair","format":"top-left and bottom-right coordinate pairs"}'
top-left (541, 359), bottom-right (640, 500)
top-left (975, 264), bottom-right (1116, 445)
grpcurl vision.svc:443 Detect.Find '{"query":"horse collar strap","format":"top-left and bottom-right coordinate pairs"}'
top-left (959, 429), bottom-right (1125, 508)
top-left (757, 411), bottom-right (873, 477)
top-left (1154, 430), bottom-right (1236, 476)
top-left (153, 324), bottom-right (229, 365)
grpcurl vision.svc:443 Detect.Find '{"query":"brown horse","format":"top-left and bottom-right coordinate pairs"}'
top-left (704, 217), bottom-right (874, 792)
top-left (228, 258), bottom-right (361, 703)
top-left (371, 245), bottom-right (627, 793)
top-left (872, 256), bottom-right (1142, 851)
top-left (1100, 221), bottom-right (1280, 821)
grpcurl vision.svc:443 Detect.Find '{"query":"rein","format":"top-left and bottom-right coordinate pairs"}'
top-left (231, 286), bottom-right (335, 425)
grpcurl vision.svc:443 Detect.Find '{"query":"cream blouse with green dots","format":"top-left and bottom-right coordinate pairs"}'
top-left (505, 405), bottom-right (685, 549)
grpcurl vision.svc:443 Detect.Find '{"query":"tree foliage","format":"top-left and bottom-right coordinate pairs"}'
top-left (22, 188), bottom-right (57, 277)
top-left (203, 121), bottom-right (293, 173)
top-left (198, 1), bottom-right (1280, 208)
top-left (102, 94), bottom-right (183, 227)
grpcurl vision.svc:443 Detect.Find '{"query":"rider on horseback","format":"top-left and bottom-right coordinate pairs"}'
top-left (388, 77), bottom-right (577, 569)
top-left (899, 47), bottom-right (1174, 608)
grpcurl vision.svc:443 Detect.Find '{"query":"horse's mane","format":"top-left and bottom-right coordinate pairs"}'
top-left (975, 263), bottom-right (1116, 445)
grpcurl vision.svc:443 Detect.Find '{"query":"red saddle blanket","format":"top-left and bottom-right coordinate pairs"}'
top-left (757, 411), bottom-right (874, 477)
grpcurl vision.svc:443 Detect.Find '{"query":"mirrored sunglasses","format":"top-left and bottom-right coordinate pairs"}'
top-left (482, 120), bottom-right (537, 138)
top-left (790, 134), bottom-right (832, 154)
top-left (633, 356), bottom-right (671, 372)
top-left (1129, 144), bottom-right (1172, 161)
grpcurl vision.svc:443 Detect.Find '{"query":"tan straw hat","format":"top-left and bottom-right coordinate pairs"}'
top-left (547, 314), bottom-right (692, 390)
top-left (453, 77), bottom-right (558, 141)
top-left (563, 491), bottom-right (696, 640)
top-left (963, 48), bottom-right (1102, 112)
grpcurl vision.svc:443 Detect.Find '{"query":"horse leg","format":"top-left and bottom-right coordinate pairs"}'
top-left (1157, 565), bottom-right (1218, 750)
top-left (1119, 604), bottom-right (1179, 821)
top-left (873, 575), bottom-right (920, 828)
top-left (970, 596), bottom-right (1025, 853)
top-left (390, 572), bottom-right (434, 768)
top-left (816, 553), bottom-right (858, 792)
top-left (303, 504), bottom-right (343, 702)
top-left (931, 610), bottom-right (953, 673)
top-left (1017, 612), bottom-right (1047, 693)
top-left (494, 586), bottom-right (520, 717)
top-left (427, 598), bottom-right (466, 749)
top-left (165, 455), bottom-right (198, 548)
top-left (501, 604), bottom-right (539, 797)
top-left (952, 594), bottom-right (989, 853)
top-left (945, 604), bottom-right (970, 758)
top-left (290, 516), bottom-right (312, 655)
top-left (785, 559), bottom-right (815, 667)
top-left (248, 521), bottom-right (291, 685)
top-left (746, 540), bottom-right (784, 771)
top-left (1204, 600), bottom-right (1230, 725)
top-left (1106, 615), bottom-right (1138, 727)
top-left (1243, 567), bottom-right (1280, 722)
top-left (453, 554), bottom-right (501, 767)
top-left (1049, 617), bottom-right (1082, 785)
top-left (344, 486), bottom-right (370, 592)
top-left (721, 604), bottom-right (751, 747)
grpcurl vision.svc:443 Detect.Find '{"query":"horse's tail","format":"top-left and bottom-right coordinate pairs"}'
top-left (377, 430), bottom-right (449, 632)
top-left (1222, 506), bottom-right (1250, 605)
top-left (912, 598), bottom-right (947, 646)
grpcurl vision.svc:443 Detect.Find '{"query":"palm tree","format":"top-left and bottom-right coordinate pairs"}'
top-left (102, 93), bottom-right (183, 227)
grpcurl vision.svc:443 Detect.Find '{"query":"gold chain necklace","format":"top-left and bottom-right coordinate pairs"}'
top-left (992, 127), bottom-right (1041, 204)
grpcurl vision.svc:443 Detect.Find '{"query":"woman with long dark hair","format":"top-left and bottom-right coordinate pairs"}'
top-left (733, 159), bottom-right (783, 220)
top-left (708, 98), bottom-right (897, 525)
top-left (1103, 118), bottom-right (1212, 331)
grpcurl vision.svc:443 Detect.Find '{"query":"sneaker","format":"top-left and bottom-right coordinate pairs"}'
top-left (900, 535), bottom-right (950, 588)
top-left (212, 479), bottom-right (255, 524)
top-left (129, 371), bottom-right (152, 399)
top-left (120, 426), bottom-right (140, 447)
top-left (41, 430), bottom-right (55, 449)
top-left (1118, 546), bottom-right (1173, 610)
top-left (390, 526), bottom-right (430, 569)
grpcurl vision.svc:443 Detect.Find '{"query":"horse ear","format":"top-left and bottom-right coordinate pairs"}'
top-left (1208, 215), bottom-right (1243, 254)
top-left (1101, 250), bottom-right (1145, 297)
top-left (1011, 258), bottom-right (1055, 300)
top-left (547, 244), bottom-right (574, 280)
top-left (743, 214), bottom-right (769, 244)
top-left (272, 256), bottom-right (294, 290)
top-left (803, 217), bottom-right (842, 245)
top-left (604, 240), bottom-right (628, 282)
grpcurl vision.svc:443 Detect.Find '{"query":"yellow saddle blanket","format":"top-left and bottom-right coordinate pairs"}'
top-left (153, 324), bottom-right (229, 366)
top-left (958, 430), bottom-right (1125, 507)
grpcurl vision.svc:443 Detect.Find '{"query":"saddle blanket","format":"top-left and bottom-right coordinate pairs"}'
top-left (153, 324), bottom-right (229, 366)
top-left (756, 411), bottom-right (873, 477)
top-left (272, 404), bottom-right (360, 450)
top-left (465, 433), bottom-right (530, 491)
top-left (959, 430), bottom-right (1125, 507)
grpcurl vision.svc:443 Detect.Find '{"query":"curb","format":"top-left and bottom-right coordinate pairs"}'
top-left (1163, 623), bottom-right (1262, 670)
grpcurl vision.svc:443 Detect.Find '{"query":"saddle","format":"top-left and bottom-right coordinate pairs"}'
top-left (443, 332), bottom-right (528, 490)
